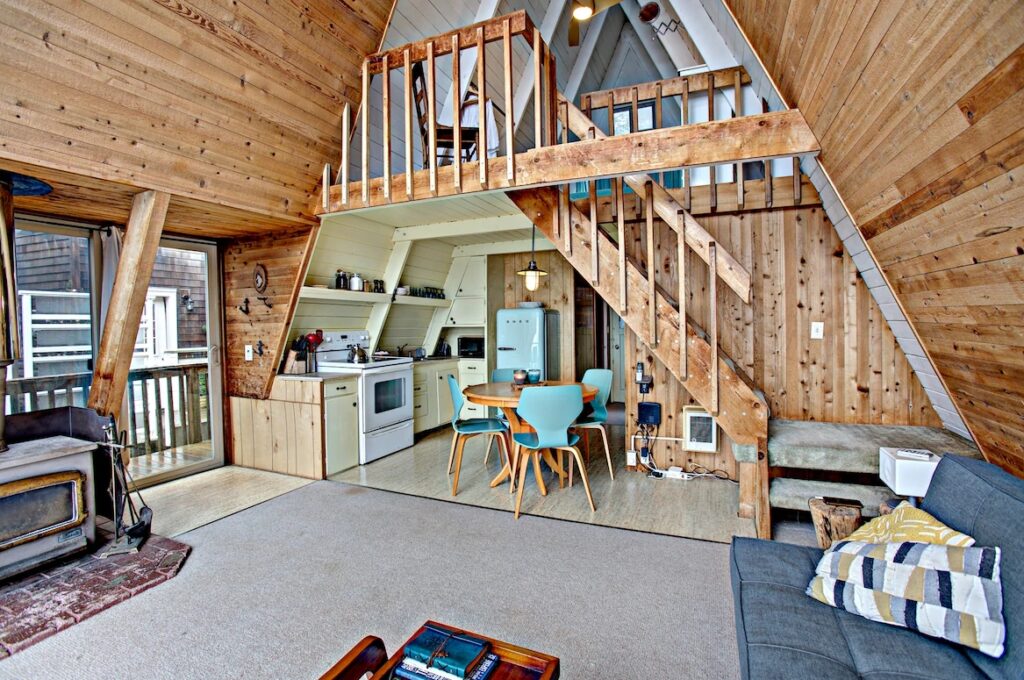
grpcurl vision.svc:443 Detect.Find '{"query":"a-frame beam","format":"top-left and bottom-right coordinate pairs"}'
top-left (393, 213), bottom-right (530, 241)
top-left (88, 190), bottom-right (169, 418)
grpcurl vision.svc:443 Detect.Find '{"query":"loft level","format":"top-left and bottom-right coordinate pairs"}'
top-left (312, 9), bottom-right (819, 217)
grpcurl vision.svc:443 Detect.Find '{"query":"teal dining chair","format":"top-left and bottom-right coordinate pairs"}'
top-left (574, 368), bottom-right (615, 481)
top-left (446, 375), bottom-right (509, 496)
top-left (484, 368), bottom-right (517, 466)
top-left (512, 385), bottom-right (596, 519)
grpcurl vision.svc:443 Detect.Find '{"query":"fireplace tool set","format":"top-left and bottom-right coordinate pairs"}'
top-left (99, 423), bottom-right (153, 558)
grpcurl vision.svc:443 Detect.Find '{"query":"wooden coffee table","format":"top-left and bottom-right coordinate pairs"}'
top-left (321, 620), bottom-right (559, 679)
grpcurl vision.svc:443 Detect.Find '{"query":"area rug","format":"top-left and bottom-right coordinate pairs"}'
top-left (0, 536), bottom-right (189, 658)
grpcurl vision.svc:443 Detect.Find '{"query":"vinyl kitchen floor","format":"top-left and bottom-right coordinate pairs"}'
top-left (332, 426), bottom-right (756, 544)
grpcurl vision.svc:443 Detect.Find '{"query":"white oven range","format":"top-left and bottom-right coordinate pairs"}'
top-left (314, 331), bottom-right (413, 464)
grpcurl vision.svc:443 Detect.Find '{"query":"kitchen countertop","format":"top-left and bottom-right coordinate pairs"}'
top-left (275, 372), bottom-right (358, 382)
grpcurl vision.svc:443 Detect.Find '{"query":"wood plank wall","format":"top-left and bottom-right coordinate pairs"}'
top-left (726, 0), bottom-right (1024, 476)
top-left (624, 203), bottom-right (939, 474)
top-left (0, 0), bottom-right (392, 236)
top-left (223, 227), bottom-right (318, 399)
top-left (500, 250), bottom-right (576, 382)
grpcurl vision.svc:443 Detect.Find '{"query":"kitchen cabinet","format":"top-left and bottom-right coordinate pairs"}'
top-left (230, 375), bottom-right (359, 479)
top-left (413, 360), bottom-right (458, 433)
top-left (447, 297), bottom-right (486, 326)
top-left (456, 257), bottom-right (487, 295)
top-left (458, 359), bottom-right (487, 418)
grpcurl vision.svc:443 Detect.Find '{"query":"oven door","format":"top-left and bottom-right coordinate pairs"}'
top-left (361, 366), bottom-right (414, 432)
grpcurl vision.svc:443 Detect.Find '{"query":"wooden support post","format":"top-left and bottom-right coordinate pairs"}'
top-left (560, 100), bottom-right (570, 254)
top-left (503, 19), bottom-right (515, 184)
top-left (681, 83), bottom-right (691, 211)
top-left (793, 157), bottom-right (801, 204)
top-left (654, 83), bottom-right (663, 183)
top-left (427, 43), bottom-right (438, 195)
top-left (708, 73), bottom-right (716, 211)
top-left (734, 69), bottom-right (744, 207)
top-left (361, 60), bottom-right (370, 205)
top-left (755, 436), bottom-right (771, 539)
top-left (545, 44), bottom-right (556, 146)
top-left (677, 210), bottom-right (687, 380)
top-left (341, 102), bottom-right (350, 206)
top-left (381, 54), bottom-right (391, 202)
top-left (452, 34), bottom-right (462, 193)
top-left (763, 99), bottom-right (772, 208)
top-left (404, 49), bottom-right (414, 201)
top-left (617, 178), bottom-right (626, 313)
top-left (589, 128), bottom-right (598, 285)
top-left (88, 190), bottom-right (169, 418)
top-left (533, 28), bottom-right (543, 148)
top-left (477, 26), bottom-right (488, 188)
top-left (645, 181), bottom-right (657, 347)
top-left (708, 240), bottom-right (719, 415)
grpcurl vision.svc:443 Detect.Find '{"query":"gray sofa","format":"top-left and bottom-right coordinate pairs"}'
top-left (730, 454), bottom-right (1022, 679)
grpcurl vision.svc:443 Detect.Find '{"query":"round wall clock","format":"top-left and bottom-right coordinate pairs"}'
top-left (253, 263), bottom-right (268, 294)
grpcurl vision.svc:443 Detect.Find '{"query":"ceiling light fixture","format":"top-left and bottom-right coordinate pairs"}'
top-left (516, 227), bottom-right (548, 292)
top-left (572, 1), bottom-right (594, 21)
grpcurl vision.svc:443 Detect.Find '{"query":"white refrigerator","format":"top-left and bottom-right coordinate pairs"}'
top-left (496, 308), bottom-right (559, 380)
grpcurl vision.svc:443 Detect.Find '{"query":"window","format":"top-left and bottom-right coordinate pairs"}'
top-left (8, 222), bottom-right (96, 413)
top-left (612, 101), bottom-right (655, 135)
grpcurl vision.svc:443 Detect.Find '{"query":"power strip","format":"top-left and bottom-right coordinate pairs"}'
top-left (664, 466), bottom-right (685, 479)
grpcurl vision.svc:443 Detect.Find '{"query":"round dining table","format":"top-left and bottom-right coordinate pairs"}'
top-left (462, 381), bottom-right (598, 495)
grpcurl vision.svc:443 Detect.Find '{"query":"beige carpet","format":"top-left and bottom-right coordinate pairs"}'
top-left (0, 481), bottom-right (740, 679)
top-left (142, 466), bottom-right (312, 537)
top-left (335, 427), bottom-right (755, 543)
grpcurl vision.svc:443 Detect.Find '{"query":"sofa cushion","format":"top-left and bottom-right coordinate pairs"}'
top-left (731, 537), bottom-right (984, 679)
top-left (846, 501), bottom-right (975, 547)
top-left (922, 455), bottom-right (1024, 680)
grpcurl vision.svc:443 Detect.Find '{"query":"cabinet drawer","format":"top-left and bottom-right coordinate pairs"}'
top-left (324, 380), bottom-right (356, 396)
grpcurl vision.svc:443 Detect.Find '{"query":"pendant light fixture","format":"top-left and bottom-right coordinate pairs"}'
top-left (517, 226), bottom-right (547, 292)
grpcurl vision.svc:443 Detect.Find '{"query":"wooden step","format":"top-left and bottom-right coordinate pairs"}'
top-left (769, 478), bottom-right (896, 519)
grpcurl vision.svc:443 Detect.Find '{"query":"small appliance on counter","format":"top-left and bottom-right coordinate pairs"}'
top-left (457, 336), bottom-right (485, 358)
top-left (434, 339), bottom-right (452, 358)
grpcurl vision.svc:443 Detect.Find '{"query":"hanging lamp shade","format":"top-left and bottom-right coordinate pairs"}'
top-left (516, 227), bottom-right (547, 291)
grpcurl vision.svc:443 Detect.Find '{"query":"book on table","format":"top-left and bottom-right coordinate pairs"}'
top-left (394, 653), bottom-right (498, 680)
top-left (399, 624), bottom-right (492, 679)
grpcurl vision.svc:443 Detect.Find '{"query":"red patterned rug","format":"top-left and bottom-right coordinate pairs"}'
top-left (0, 535), bottom-right (189, 658)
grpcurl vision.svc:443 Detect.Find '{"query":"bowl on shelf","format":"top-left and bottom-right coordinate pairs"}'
top-left (395, 286), bottom-right (409, 296)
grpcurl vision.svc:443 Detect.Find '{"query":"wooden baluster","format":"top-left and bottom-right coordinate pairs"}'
top-left (545, 44), bottom-right (556, 146)
top-left (654, 82), bottom-right (663, 184)
top-left (452, 34), bottom-right (462, 193)
top-left (734, 69), bottom-right (744, 207)
top-left (708, 72), bottom-right (716, 211)
top-left (153, 376), bottom-right (164, 450)
top-left (630, 86), bottom-right (639, 132)
top-left (341, 102), bottom-right (350, 206)
top-left (140, 378), bottom-right (151, 451)
top-left (677, 211), bottom-right (687, 380)
top-left (477, 26), bottom-right (487, 188)
top-left (589, 126), bottom-right (598, 285)
top-left (404, 49), bottom-right (414, 201)
top-left (126, 379), bottom-right (137, 446)
top-left (559, 101), bottom-right (570, 254)
top-left (709, 241), bottom-right (719, 415)
top-left (617, 176), bottom-right (626, 313)
top-left (645, 180), bottom-right (657, 347)
top-left (607, 97), bottom-right (616, 221)
top-left (533, 28), bottom-right (543, 148)
top-left (362, 60), bottom-right (370, 206)
top-left (321, 163), bottom-right (331, 211)
top-left (427, 43), bottom-right (438, 196)
top-left (382, 53), bottom-right (391, 202)
top-left (503, 18), bottom-right (515, 184)
top-left (682, 81), bottom-right (691, 211)
top-left (763, 99), bottom-right (772, 207)
top-left (793, 157), bottom-right (801, 204)
top-left (167, 375), bottom-right (177, 450)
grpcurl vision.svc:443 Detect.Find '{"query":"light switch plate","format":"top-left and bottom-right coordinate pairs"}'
top-left (244, 344), bottom-right (254, 361)
top-left (810, 322), bottom-right (824, 340)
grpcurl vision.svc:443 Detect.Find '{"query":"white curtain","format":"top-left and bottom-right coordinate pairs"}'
top-left (99, 226), bottom-right (123, 329)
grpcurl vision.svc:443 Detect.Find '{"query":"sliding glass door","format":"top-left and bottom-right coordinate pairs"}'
top-left (125, 239), bottom-right (224, 485)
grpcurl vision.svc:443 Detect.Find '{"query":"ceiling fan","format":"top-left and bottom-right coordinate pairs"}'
top-left (568, 0), bottom-right (625, 47)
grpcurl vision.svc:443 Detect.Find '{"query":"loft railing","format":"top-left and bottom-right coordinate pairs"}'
top-left (6, 362), bottom-right (210, 454)
top-left (575, 67), bottom-right (805, 211)
top-left (321, 10), bottom-right (557, 210)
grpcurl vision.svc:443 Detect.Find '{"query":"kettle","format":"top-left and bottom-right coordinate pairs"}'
top-left (347, 345), bottom-right (369, 363)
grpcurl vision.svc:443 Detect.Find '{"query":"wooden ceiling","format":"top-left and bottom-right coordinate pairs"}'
top-left (0, 0), bottom-right (394, 237)
top-left (726, 0), bottom-right (1024, 476)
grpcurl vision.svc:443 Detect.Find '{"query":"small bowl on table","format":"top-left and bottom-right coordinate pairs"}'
top-left (527, 369), bottom-right (542, 384)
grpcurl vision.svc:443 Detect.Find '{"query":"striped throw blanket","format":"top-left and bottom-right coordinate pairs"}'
top-left (808, 540), bottom-right (1005, 658)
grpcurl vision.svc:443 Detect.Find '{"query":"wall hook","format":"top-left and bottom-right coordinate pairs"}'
top-left (257, 295), bottom-right (273, 310)
top-left (256, 339), bottom-right (265, 357)
top-left (238, 297), bottom-right (250, 315)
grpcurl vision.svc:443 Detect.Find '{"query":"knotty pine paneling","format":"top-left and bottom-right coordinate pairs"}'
top-left (624, 203), bottom-right (939, 474)
top-left (726, 0), bottom-right (1024, 476)
top-left (223, 227), bottom-right (318, 399)
top-left (0, 0), bottom-right (392, 235)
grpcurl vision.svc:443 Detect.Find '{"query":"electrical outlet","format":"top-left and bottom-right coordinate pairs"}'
top-left (810, 321), bottom-right (825, 340)
top-left (244, 344), bottom-right (254, 361)
top-left (625, 449), bottom-right (637, 467)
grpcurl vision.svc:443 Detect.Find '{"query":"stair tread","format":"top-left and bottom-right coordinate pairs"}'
top-left (770, 478), bottom-right (894, 518)
top-left (733, 419), bottom-right (980, 473)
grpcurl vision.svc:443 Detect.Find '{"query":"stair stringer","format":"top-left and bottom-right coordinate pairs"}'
top-left (507, 186), bottom-right (768, 447)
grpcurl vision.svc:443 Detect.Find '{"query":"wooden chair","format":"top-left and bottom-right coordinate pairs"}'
top-left (319, 636), bottom-right (388, 680)
top-left (446, 375), bottom-right (510, 496)
top-left (411, 62), bottom-right (479, 166)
